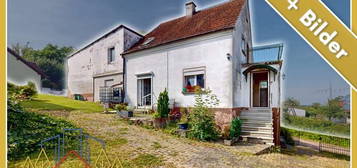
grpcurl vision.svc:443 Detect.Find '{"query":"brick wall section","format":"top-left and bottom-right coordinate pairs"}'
top-left (272, 107), bottom-right (281, 146)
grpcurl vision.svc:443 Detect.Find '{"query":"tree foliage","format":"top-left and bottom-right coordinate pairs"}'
top-left (11, 43), bottom-right (74, 90)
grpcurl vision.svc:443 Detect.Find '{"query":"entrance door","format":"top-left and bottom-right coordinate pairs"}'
top-left (252, 72), bottom-right (269, 107)
top-left (138, 78), bottom-right (152, 107)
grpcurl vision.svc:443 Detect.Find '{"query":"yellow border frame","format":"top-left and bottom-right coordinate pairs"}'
top-left (352, 0), bottom-right (356, 167)
top-left (1, 0), bottom-right (5, 166)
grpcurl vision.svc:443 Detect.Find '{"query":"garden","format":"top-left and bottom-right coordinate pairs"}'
top-left (7, 83), bottom-right (350, 168)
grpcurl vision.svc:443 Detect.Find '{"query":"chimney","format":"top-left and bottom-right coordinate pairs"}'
top-left (185, 1), bottom-right (196, 17)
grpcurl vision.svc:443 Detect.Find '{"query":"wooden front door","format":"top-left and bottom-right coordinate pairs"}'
top-left (252, 72), bottom-right (269, 107)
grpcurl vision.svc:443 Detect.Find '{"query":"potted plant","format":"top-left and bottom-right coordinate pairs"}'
top-left (177, 108), bottom-right (189, 130)
top-left (223, 117), bottom-right (242, 146)
top-left (153, 89), bottom-right (169, 128)
top-left (115, 104), bottom-right (133, 118)
top-left (222, 125), bottom-right (233, 146)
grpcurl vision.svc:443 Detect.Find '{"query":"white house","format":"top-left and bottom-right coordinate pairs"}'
top-left (122, 0), bottom-right (283, 144)
top-left (7, 48), bottom-right (47, 91)
top-left (67, 0), bottom-right (283, 145)
top-left (67, 25), bottom-right (142, 101)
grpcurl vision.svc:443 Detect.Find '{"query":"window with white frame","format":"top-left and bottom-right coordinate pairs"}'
top-left (183, 67), bottom-right (205, 93)
top-left (108, 47), bottom-right (115, 63)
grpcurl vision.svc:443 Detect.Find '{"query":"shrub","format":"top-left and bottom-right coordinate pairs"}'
top-left (8, 82), bottom-right (37, 101)
top-left (230, 117), bottom-right (242, 139)
top-left (188, 89), bottom-right (219, 141)
top-left (281, 127), bottom-right (349, 148)
top-left (178, 108), bottom-right (189, 124)
top-left (157, 89), bottom-right (169, 118)
top-left (280, 127), bottom-right (295, 145)
top-left (7, 98), bottom-right (78, 160)
top-left (115, 103), bottom-right (127, 111)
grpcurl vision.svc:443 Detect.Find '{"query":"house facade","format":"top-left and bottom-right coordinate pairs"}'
top-left (67, 0), bottom-right (283, 145)
top-left (66, 25), bottom-right (142, 102)
top-left (7, 48), bottom-right (47, 91)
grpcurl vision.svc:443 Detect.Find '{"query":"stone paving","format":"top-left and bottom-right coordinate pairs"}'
top-left (64, 112), bottom-right (349, 168)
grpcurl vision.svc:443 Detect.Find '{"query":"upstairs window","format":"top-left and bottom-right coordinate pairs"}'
top-left (241, 36), bottom-right (247, 56)
top-left (108, 47), bottom-right (115, 64)
top-left (182, 67), bottom-right (205, 94)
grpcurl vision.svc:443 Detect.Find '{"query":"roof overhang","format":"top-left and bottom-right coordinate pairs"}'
top-left (243, 64), bottom-right (278, 80)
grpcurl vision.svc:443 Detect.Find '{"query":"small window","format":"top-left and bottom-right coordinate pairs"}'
top-left (260, 81), bottom-right (268, 89)
top-left (108, 47), bottom-right (115, 63)
top-left (183, 74), bottom-right (205, 93)
top-left (241, 36), bottom-right (246, 56)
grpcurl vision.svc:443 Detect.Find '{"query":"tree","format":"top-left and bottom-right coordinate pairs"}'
top-left (284, 97), bottom-right (300, 116)
top-left (11, 43), bottom-right (74, 90)
top-left (324, 96), bottom-right (346, 120)
top-left (157, 89), bottom-right (169, 118)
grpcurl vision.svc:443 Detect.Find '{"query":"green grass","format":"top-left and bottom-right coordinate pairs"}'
top-left (20, 94), bottom-right (104, 113)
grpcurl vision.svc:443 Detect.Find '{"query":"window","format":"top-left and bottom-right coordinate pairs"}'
top-left (241, 36), bottom-right (247, 56)
top-left (183, 67), bottom-right (205, 93)
top-left (108, 47), bottom-right (115, 63)
top-left (260, 81), bottom-right (268, 89)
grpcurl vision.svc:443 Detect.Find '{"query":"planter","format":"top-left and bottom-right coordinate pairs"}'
top-left (117, 110), bottom-right (133, 118)
top-left (153, 118), bottom-right (167, 128)
top-left (224, 139), bottom-right (233, 146)
top-left (224, 137), bottom-right (239, 146)
top-left (178, 123), bottom-right (188, 130)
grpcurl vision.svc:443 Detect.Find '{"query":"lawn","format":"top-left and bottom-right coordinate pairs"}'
top-left (20, 94), bottom-right (104, 113)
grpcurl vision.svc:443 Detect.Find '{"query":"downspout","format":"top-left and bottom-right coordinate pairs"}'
top-left (122, 54), bottom-right (126, 104)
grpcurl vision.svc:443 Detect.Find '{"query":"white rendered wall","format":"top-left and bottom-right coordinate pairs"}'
top-left (67, 27), bottom-right (141, 101)
top-left (232, 1), bottom-right (253, 108)
top-left (125, 30), bottom-right (234, 108)
top-left (7, 52), bottom-right (42, 92)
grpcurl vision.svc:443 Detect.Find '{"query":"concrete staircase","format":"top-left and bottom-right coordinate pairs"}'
top-left (240, 108), bottom-right (274, 145)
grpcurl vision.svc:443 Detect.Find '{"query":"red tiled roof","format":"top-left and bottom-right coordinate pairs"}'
top-left (7, 48), bottom-right (48, 78)
top-left (123, 0), bottom-right (246, 55)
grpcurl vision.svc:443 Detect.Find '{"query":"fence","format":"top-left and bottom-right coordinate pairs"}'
top-left (290, 128), bottom-right (350, 156)
top-left (318, 136), bottom-right (350, 156)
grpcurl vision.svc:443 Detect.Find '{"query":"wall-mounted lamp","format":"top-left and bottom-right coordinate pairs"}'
top-left (226, 53), bottom-right (231, 61)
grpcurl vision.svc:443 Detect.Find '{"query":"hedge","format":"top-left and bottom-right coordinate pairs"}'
top-left (283, 114), bottom-right (350, 136)
top-left (281, 127), bottom-right (350, 148)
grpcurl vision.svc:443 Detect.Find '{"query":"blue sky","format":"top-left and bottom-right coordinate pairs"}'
top-left (8, 0), bottom-right (351, 105)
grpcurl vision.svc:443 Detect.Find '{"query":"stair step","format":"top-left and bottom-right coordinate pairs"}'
top-left (241, 130), bottom-right (274, 135)
top-left (241, 126), bottom-right (273, 131)
top-left (240, 117), bottom-right (272, 122)
top-left (241, 111), bottom-right (272, 116)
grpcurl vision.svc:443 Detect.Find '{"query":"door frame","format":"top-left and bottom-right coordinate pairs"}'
top-left (250, 70), bottom-right (270, 108)
top-left (137, 76), bottom-right (153, 108)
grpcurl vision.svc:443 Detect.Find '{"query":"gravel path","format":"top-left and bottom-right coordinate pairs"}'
top-left (67, 112), bottom-right (349, 168)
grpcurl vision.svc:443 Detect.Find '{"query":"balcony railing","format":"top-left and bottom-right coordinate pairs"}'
top-left (99, 86), bottom-right (123, 103)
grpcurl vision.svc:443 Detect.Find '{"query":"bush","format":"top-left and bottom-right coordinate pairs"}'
top-left (283, 114), bottom-right (350, 136)
top-left (157, 89), bottom-right (169, 118)
top-left (7, 99), bottom-right (78, 160)
top-left (280, 127), bottom-right (295, 145)
top-left (115, 103), bottom-right (127, 111)
top-left (230, 117), bottom-right (242, 139)
top-left (188, 89), bottom-right (219, 141)
top-left (281, 127), bottom-right (349, 147)
top-left (8, 82), bottom-right (37, 101)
